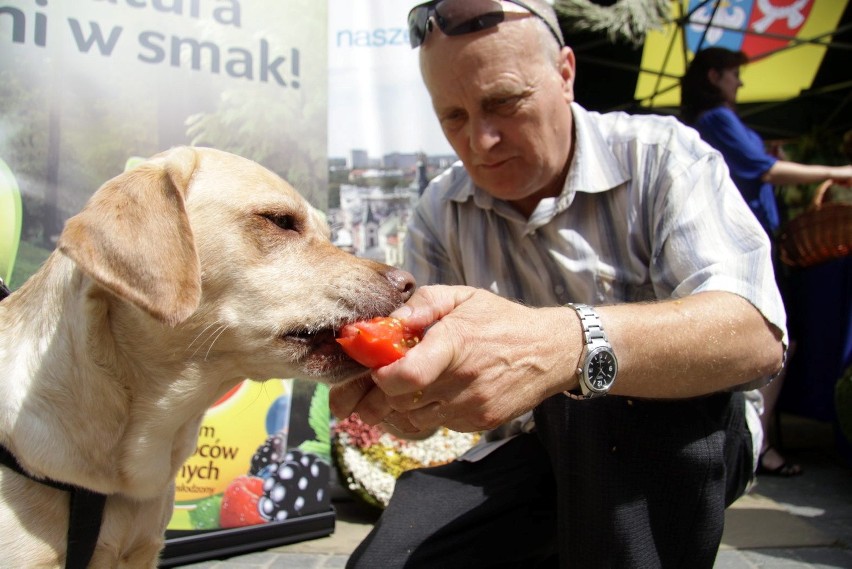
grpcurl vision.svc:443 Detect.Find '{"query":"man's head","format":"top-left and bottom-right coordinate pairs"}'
top-left (409, 0), bottom-right (575, 217)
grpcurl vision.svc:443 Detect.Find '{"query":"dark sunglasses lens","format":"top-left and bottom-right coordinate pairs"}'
top-left (442, 12), bottom-right (504, 36)
top-left (408, 6), bottom-right (431, 48)
top-left (436, 0), bottom-right (505, 36)
top-left (409, 0), bottom-right (506, 47)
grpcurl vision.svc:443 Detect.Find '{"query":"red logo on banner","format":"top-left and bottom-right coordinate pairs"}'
top-left (742, 0), bottom-right (815, 58)
top-left (686, 0), bottom-right (816, 59)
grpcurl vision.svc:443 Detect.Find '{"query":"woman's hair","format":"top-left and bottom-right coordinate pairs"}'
top-left (680, 47), bottom-right (748, 124)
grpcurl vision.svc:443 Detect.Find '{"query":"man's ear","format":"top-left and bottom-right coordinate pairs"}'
top-left (560, 46), bottom-right (576, 101)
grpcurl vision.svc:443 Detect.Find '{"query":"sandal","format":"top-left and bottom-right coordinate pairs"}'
top-left (757, 447), bottom-right (803, 477)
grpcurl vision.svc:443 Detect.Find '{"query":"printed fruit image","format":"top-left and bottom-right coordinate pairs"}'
top-left (168, 382), bottom-right (331, 531)
top-left (258, 450), bottom-right (330, 522)
top-left (219, 475), bottom-right (265, 528)
top-left (188, 494), bottom-right (222, 530)
top-left (0, 157), bottom-right (22, 286)
top-left (250, 433), bottom-right (288, 477)
top-left (336, 317), bottom-right (422, 368)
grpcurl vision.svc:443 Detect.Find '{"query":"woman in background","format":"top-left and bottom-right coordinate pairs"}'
top-left (681, 47), bottom-right (852, 477)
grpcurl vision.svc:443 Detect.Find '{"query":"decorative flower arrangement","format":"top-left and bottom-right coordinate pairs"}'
top-left (332, 414), bottom-right (481, 508)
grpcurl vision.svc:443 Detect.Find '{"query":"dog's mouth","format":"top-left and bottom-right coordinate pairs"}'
top-left (282, 327), bottom-right (339, 351)
top-left (280, 323), bottom-right (361, 365)
top-left (278, 323), bottom-right (371, 383)
top-left (278, 312), bottom-right (396, 381)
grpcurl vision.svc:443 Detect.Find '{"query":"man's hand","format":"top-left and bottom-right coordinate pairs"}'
top-left (328, 285), bottom-right (578, 433)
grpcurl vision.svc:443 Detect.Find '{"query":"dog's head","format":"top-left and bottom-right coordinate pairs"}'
top-left (57, 146), bottom-right (415, 384)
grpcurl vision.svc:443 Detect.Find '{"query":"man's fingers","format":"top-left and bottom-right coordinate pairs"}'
top-left (371, 318), bottom-right (456, 398)
top-left (390, 284), bottom-right (476, 331)
top-left (381, 412), bottom-right (424, 436)
top-left (352, 383), bottom-right (395, 425)
top-left (328, 374), bottom-right (374, 419)
top-left (406, 401), bottom-right (449, 433)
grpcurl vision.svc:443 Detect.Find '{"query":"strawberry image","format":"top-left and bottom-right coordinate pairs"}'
top-left (220, 475), bottom-right (265, 528)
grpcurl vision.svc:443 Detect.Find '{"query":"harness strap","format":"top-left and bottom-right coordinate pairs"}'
top-left (1, 284), bottom-right (107, 568)
top-left (0, 443), bottom-right (107, 569)
top-left (66, 488), bottom-right (107, 569)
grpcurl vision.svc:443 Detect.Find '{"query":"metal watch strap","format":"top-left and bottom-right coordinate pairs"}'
top-left (570, 303), bottom-right (609, 346)
top-left (568, 303), bottom-right (613, 398)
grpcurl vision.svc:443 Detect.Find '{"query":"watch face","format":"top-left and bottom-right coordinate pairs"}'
top-left (587, 349), bottom-right (617, 392)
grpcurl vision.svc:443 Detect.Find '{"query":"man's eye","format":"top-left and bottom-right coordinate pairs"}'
top-left (490, 96), bottom-right (521, 112)
top-left (441, 111), bottom-right (467, 129)
top-left (265, 214), bottom-right (299, 232)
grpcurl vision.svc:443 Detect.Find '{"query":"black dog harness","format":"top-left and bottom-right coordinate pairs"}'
top-left (0, 278), bottom-right (107, 569)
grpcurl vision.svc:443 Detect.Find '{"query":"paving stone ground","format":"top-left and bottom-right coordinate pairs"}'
top-left (172, 415), bottom-right (852, 569)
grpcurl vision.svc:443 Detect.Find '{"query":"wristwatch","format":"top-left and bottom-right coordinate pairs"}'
top-left (568, 303), bottom-right (618, 398)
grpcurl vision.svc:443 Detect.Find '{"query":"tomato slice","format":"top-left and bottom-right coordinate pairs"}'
top-left (336, 316), bottom-right (421, 368)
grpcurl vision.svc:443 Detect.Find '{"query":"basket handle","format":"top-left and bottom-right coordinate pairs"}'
top-left (809, 179), bottom-right (833, 211)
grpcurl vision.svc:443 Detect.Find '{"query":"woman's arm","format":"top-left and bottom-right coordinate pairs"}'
top-left (763, 160), bottom-right (852, 187)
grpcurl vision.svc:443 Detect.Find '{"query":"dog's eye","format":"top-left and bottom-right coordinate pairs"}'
top-left (265, 214), bottom-right (299, 232)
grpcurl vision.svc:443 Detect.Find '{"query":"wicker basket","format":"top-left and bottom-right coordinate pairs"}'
top-left (777, 180), bottom-right (852, 268)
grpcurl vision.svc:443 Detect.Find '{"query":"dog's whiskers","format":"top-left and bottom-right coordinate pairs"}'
top-left (187, 322), bottom-right (227, 359)
top-left (204, 325), bottom-right (230, 361)
top-left (187, 322), bottom-right (220, 351)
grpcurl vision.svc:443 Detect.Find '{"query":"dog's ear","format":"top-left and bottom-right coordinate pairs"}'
top-left (58, 146), bottom-right (202, 326)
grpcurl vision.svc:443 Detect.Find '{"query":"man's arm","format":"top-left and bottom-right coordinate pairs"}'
top-left (329, 285), bottom-right (784, 434)
top-left (601, 290), bottom-right (783, 398)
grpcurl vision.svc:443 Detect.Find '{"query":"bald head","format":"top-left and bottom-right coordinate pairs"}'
top-left (417, 10), bottom-right (576, 218)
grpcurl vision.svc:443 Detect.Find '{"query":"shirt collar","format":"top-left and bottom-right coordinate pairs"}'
top-left (562, 102), bottom-right (631, 198)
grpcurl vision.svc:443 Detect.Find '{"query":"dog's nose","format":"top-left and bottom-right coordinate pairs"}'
top-left (386, 268), bottom-right (416, 301)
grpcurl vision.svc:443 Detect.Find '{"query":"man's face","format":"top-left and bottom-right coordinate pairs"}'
top-left (420, 17), bottom-right (576, 217)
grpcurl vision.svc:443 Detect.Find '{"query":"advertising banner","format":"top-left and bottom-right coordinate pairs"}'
top-left (328, 0), bottom-right (451, 163)
top-left (326, 0), bottom-right (455, 267)
top-left (1, 0), bottom-right (332, 564)
top-left (636, 0), bottom-right (850, 107)
top-left (1, 0), bottom-right (327, 286)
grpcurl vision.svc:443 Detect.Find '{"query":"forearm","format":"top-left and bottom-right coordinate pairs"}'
top-left (596, 291), bottom-right (784, 399)
top-left (762, 160), bottom-right (851, 186)
top-left (330, 288), bottom-right (786, 434)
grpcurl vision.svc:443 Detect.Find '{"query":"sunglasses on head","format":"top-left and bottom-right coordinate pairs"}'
top-left (408, 0), bottom-right (565, 49)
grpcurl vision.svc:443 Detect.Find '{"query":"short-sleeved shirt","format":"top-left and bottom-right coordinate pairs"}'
top-left (403, 103), bottom-right (787, 355)
top-left (694, 106), bottom-right (779, 235)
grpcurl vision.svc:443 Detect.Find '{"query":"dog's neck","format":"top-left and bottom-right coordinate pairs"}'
top-left (0, 252), bottom-right (239, 498)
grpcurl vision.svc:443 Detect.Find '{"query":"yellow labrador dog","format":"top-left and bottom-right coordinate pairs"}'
top-left (0, 147), bottom-right (414, 568)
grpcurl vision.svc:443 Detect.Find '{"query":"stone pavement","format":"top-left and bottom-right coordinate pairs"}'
top-left (172, 415), bottom-right (852, 569)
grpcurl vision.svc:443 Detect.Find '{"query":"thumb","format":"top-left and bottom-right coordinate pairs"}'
top-left (390, 284), bottom-right (476, 331)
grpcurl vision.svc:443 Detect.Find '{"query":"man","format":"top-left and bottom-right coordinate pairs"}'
top-left (330, 1), bottom-right (786, 567)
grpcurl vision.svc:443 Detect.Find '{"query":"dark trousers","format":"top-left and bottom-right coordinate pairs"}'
top-left (347, 392), bottom-right (753, 569)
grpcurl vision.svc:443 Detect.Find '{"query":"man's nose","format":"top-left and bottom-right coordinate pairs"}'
top-left (468, 116), bottom-right (501, 154)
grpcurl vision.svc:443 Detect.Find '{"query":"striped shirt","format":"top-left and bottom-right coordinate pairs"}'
top-left (404, 103), bottom-right (787, 348)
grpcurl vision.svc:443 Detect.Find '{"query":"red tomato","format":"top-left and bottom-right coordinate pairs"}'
top-left (336, 316), bottom-right (421, 368)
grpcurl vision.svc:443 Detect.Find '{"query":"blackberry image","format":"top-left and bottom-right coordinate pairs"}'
top-left (250, 433), bottom-right (287, 476)
top-left (257, 450), bottom-right (331, 521)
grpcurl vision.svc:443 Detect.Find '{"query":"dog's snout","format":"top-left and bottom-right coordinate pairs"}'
top-left (386, 268), bottom-right (416, 301)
